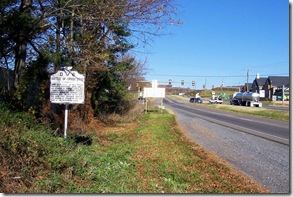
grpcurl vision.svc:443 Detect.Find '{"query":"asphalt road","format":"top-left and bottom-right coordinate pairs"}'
top-left (164, 97), bottom-right (289, 145)
top-left (163, 97), bottom-right (290, 193)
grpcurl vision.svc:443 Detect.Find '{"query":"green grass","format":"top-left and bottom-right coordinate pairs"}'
top-left (0, 104), bottom-right (269, 193)
top-left (128, 112), bottom-right (268, 193)
top-left (199, 104), bottom-right (289, 122)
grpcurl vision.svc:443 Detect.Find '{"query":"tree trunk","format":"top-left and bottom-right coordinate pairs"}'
top-left (14, 42), bottom-right (27, 88)
top-left (13, 0), bottom-right (32, 89)
top-left (4, 56), bottom-right (11, 92)
top-left (55, 14), bottom-right (61, 72)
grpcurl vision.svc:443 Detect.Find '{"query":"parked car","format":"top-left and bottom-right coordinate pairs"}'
top-left (189, 97), bottom-right (203, 103)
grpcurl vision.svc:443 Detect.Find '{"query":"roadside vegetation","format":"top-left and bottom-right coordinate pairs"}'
top-left (0, 0), bottom-right (180, 137)
top-left (0, 103), bottom-right (270, 193)
top-left (199, 104), bottom-right (289, 122)
top-left (170, 95), bottom-right (289, 122)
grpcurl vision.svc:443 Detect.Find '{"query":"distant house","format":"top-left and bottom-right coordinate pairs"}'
top-left (251, 76), bottom-right (289, 99)
top-left (264, 76), bottom-right (290, 99)
top-left (251, 77), bottom-right (267, 93)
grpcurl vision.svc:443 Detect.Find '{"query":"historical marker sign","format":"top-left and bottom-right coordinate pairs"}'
top-left (50, 69), bottom-right (85, 104)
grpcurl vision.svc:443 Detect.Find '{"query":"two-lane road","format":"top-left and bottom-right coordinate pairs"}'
top-left (163, 96), bottom-right (289, 193)
top-left (164, 97), bottom-right (289, 145)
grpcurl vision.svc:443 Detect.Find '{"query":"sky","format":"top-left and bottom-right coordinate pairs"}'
top-left (133, 0), bottom-right (289, 89)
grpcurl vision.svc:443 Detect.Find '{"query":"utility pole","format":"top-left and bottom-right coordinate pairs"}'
top-left (239, 82), bottom-right (241, 92)
top-left (221, 78), bottom-right (224, 94)
top-left (282, 85), bottom-right (285, 105)
top-left (246, 67), bottom-right (250, 92)
top-left (192, 81), bottom-right (195, 102)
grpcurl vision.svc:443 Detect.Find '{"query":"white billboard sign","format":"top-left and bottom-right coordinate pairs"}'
top-left (143, 80), bottom-right (165, 98)
top-left (144, 87), bottom-right (165, 98)
top-left (50, 70), bottom-right (85, 104)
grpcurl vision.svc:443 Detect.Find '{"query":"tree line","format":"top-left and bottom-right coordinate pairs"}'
top-left (0, 0), bottom-right (179, 125)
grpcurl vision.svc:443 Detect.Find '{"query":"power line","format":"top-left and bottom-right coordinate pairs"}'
top-left (147, 74), bottom-right (245, 78)
top-left (147, 73), bottom-right (289, 78)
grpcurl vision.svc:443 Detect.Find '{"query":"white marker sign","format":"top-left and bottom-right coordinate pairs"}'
top-left (143, 80), bottom-right (165, 98)
top-left (144, 87), bottom-right (165, 98)
top-left (50, 69), bottom-right (85, 104)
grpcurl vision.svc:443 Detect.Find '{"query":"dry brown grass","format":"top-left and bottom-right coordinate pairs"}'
top-left (174, 123), bottom-right (270, 193)
top-left (0, 101), bottom-right (271, 193)
top-left (129, 112), bottom-right (270, 193)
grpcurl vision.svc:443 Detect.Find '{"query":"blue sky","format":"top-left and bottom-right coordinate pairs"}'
top-left (133, 0), bottom-right (289, 89)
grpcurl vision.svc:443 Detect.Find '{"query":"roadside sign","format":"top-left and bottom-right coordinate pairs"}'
top-left (143, 80), bottom-right (165, 112)
top-left (143, 80), bottom-right (165, 98)
top-left (144, 87), bottom-right (165, 98)
top-left (50, 68), bottom-right (85, 139)
top-left (50, 69), bottom-right (85, 104)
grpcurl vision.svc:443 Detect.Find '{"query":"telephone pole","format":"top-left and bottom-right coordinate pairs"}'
top-left (246, 67), bottom-right (250, 92)
top-left (221, 78), bottom-right (224, 94)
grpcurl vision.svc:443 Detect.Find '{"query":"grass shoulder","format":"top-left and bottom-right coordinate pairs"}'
top-left (129, 110), bottom-right (269, 193)
top-left (0, 104), bottom-right (269, 193)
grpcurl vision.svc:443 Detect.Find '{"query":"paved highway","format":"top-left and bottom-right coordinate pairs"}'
top-left (163, 96), bottom-right (289, 193)
top-left (164, 97), bottom-right (289, 145)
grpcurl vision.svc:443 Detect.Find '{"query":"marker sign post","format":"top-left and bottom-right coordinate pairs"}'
top-left (50, 67), bottom-right (85, 138)
top-left (143, 80), bottom-right (165, 112)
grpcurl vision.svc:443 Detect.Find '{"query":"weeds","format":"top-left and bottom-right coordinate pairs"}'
top-left (0, 103), bottom-right (270, 193)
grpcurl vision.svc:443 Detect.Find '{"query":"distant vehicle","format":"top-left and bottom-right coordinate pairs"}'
top-left (138, 97), bottom-right (146, 101)
top-left (189, 97), bottom-right (203, 103)
top-left (230, 97), bottom-right (241, 105)
top-left (209, 95), bottom-right (223, 104)
top-left (230, 92), bottom-right (262, 107)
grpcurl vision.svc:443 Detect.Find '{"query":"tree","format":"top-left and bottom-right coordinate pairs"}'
top-left (40, 0), bottom-right (179, 120)
top-left (0, 0), bottom-right (179, 122)
top-left (91, 54), bottom-right (146, 116)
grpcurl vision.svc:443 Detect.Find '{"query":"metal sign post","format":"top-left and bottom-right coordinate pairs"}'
top-left (145, 98), bottom-right (148, 112)
top-left (50, 67), bottom-right (85, 139)
top-left (64, 104), bottom-right (69, 138)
